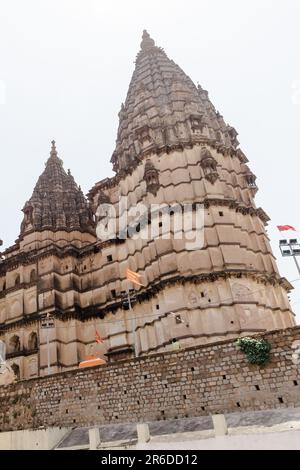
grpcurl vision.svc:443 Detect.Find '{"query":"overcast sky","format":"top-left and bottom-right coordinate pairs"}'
top-left (0, 0), bottom-right (299, 319)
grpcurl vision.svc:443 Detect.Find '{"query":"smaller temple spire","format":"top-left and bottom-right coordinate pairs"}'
top-left (50, 140), bottom-right (58, 159)
top-left (19, 141), bottom-right (95, 236)
top-left (140, 30), bottom-right (155, 51)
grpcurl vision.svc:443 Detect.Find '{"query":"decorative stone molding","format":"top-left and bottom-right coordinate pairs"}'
top-left (95, 190), bottom-right (111, 221)
top-left (241, 163), bottom-right (258, 195)
top-left (90, 139), bottom-right (253, 201)
top-left (19, 141), bottom-right (95, 236)
top-left (111, 31), bottom-right (241, 177)
top-left (200, 147), bottom-right (218, 184)
top-left (135, 125), bottom-right (152, 146)
top-left (143, 159), bottom-right (160, 196)
top-left (190, 114), bottom-right (204, 133)
top-left (227, 126), bottom-right (239, 148)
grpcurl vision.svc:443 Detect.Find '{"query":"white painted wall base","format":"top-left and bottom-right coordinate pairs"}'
top-left (212, 414), bottom-right (228, 437)
top-left (89, 427), bottom-right (101, 450)
top-left (137, 423), bottom-right (150, 443)
top-left (0, 427), bottom-right (69, 450)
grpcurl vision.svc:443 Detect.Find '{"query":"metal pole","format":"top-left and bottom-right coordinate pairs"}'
top-left (280, 241), bottom-right (300, 276)
top-left (128, 290), bottom-right (138, 358)
top-left (292, 253), bottom-right (300, 277)
top-left (46, 323), bottom-right (50, 375)
top-left (286, 241), bottom-right (300, 277)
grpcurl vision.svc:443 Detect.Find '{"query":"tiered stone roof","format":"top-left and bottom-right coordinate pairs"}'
top-left (20, 141), bottom-right (94, 235)
top-left (111, 30), bottom-right (239, 174)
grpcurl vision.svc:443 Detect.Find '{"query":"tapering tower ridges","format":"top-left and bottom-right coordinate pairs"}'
top-left (111, 30), bottom-right (240, 175)
top-left (88, 30), bottom-right (296, 355)
top-left (20, 141), bottom-right (95, 237)
top-left (0, 32), bottom-right (295, 381)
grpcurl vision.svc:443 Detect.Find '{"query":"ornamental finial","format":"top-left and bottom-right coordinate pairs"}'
top-left (50, 140), bottom-right (58, 158)
top-left (140, 30), bottom-right (155, 51)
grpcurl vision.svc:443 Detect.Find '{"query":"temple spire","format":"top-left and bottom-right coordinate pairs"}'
top-left (140, 30), bottom-right (155, 51)
top-left (111, 32), bottom-right (238, 174)
top-left (19, 141), bottom-right (95, 236)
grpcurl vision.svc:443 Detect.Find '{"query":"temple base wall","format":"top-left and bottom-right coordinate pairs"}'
top-left (1, 326), bottom-right (300, 432)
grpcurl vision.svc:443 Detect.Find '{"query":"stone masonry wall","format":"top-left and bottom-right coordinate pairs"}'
top-left (1, 326), bottom-right (300, 431)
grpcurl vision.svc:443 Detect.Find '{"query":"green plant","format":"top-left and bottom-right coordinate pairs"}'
top-left (236, 337), bottom-right (271, 365)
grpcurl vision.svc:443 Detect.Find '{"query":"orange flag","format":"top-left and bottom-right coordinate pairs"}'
top-left (95, 330), bottom-right (104, 344)
top-left (126, 269), bottom-right (144, 286)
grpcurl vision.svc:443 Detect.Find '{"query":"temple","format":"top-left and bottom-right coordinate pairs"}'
top-left (0, 31), bottom-right (296, 379)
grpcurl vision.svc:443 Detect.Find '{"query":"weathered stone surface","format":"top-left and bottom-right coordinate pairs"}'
top-left (0, 32), bottom-right (295, 382)
top-left (0, 326), bottom-right (300, 432)
top-left (21, 141), bottom-right (95, 234)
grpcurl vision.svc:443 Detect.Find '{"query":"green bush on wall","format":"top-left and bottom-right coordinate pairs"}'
top-left (236, 337), bottom-right (271, 365)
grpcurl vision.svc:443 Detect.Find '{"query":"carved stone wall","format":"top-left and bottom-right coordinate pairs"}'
top-left (0, 32), bottom-right (296, 380)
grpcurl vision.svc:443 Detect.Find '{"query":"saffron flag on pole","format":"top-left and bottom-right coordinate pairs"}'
top-left (277, 225), bottom-right (297, 232)
top-left (126, 268), bottom-right (144, 286)
top-left (95, 330), bottom-right (104, 344)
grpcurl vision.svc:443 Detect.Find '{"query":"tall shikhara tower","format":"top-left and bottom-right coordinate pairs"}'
top-left (90, 30), bottom-right (296, 346)
top-left (0, 32), bottom-right (296, 380)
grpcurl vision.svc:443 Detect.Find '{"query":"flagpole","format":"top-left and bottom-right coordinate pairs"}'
top-left (127, 288), bottom-right (138, 358)
top-left (292, 254), bottom-right (300, 277)
top-left (41, 313), bottom-right (54, 376)
top-left (46, 326), bottom-right (50, 375)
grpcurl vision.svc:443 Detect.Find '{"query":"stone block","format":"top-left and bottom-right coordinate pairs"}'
top-left (211, 414), bottom-right (228, 437)
top-left (137, 423), bottom-right (150, 443)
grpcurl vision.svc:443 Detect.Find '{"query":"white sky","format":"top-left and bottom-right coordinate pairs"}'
top-left (0, 0), bottom-right (299, 320)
